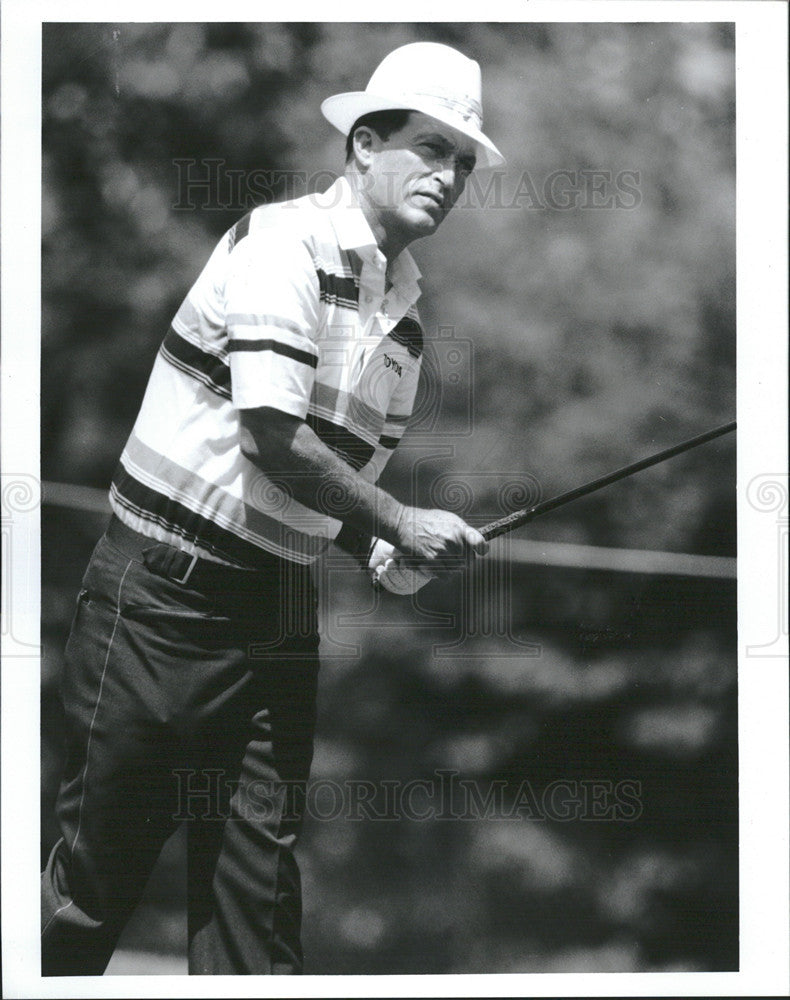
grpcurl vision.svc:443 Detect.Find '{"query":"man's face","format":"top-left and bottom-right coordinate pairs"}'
top-left (358, 111), bottom-right (477, 247)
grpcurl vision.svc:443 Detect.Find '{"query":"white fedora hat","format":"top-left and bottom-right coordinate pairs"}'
top-left (321, 42), bottom-right (505, 170)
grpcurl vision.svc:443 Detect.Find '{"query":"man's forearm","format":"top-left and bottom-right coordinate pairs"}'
top-left (239, 407), bottom-right (406, 547)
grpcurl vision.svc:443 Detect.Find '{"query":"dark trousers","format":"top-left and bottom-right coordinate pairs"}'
top-left (41, 518), bottom-right (320, 975)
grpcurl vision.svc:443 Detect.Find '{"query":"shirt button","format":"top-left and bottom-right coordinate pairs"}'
top-left (365, 294), bottom-right (373, 303)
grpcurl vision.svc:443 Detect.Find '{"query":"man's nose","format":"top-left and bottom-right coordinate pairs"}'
top-left (432, 157), bottom-right (458, 189)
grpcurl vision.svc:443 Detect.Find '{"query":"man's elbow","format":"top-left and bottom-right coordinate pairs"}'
top-left (238, 407), bottom-right (301, 468)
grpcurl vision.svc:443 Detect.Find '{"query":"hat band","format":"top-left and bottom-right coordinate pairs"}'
top-left (391, 89), bottom-right (483, 131)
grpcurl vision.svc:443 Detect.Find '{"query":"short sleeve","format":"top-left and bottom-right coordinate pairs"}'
top-left (224, 231), bottom-right (321, 417)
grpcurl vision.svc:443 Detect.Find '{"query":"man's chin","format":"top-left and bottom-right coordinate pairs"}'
top-left (403, 207), bottom-right (444, 236)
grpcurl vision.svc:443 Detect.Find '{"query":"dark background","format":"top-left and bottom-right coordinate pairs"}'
top-left (41, 21), bottom-right (737, 974)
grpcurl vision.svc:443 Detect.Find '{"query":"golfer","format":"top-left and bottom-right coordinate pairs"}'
top-left (41, 41), bottom-right (503, 975)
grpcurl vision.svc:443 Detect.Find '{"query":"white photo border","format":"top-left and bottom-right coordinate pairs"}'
top-left (2, 1), bottom-right (787, 997)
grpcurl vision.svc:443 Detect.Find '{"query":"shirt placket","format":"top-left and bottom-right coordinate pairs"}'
top-left (359, 253), bottom-right (386, 332)
top-left (349, 252), bottom-right (384, 388)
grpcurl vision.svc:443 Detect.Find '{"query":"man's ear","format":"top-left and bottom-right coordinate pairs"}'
top-left (351, 126), bottom-right (376, 169)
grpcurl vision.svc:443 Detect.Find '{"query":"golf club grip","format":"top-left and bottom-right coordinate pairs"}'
top-left (480, 420), bottom-right (736, 541)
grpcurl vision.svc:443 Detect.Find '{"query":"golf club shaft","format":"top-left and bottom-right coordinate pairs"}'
top-left (480, 420), bottom-right (736, 541)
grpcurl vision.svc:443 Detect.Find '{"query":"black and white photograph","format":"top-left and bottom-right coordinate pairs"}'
top-left (1, 1), bottom-right (787, 996)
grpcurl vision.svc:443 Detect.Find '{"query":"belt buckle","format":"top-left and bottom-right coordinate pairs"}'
top-left (171, 552), bottom-right (199, 585)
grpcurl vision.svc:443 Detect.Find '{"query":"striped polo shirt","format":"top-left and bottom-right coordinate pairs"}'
top-left (110, 177), bottom-right (424, 566)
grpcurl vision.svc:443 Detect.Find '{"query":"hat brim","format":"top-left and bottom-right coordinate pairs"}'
top-left (321, 91), bottom-right (505, 170)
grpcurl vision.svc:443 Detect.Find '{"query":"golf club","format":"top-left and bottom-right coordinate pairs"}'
top-left (479, 420), bottom-right (736, 541)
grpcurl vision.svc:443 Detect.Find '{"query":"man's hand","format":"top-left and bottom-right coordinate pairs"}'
top-left (239, 409), bottom-right (488, 575)
top-left (393, 506), bottom-right (489, 572)
top-left (368, 538), bottom-right (435, 595)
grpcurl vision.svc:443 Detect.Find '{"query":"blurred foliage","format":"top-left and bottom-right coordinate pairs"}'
top-left (41, 22), bottom-right (737, 974)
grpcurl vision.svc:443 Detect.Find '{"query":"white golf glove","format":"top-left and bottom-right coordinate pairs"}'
top-left (367, 538), bottom-right (435, 595)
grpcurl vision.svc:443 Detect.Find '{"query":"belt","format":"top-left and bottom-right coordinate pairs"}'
top-left (105, 514), bottom-right (293, 593)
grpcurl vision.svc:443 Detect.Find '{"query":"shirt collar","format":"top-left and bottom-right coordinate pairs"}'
top-left (319, 176), bottom-right (422, 298)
